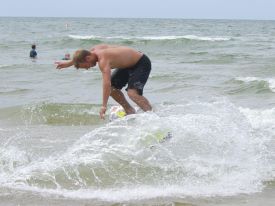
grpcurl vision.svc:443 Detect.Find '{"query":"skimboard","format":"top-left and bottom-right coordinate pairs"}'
top-left (109, 105), bottom-right (127, 121)
top-left (108, 105), bottom-right (172, 145)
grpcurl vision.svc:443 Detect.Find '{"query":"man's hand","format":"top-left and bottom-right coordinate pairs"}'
top-left (55, 60), bottom-right (73, 69)
top-left (100, 106), bottom-right (107, 119)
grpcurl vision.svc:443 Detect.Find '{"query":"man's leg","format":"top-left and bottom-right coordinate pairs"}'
top-left (110, 87), bottom-right (136, 114)
top-left (111, 69), bottom-right (135, 115)
top-left (127, 89), bottom-right (152, 111)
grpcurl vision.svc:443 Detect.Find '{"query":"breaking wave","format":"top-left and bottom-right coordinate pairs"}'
top-left (68, 34), bottom-right (231, 42)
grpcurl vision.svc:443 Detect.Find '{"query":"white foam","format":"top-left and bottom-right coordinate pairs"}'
top-left (236, 76), bottom-right (275, 92)
top-left (267, 79), bottom-right (275, 91)
top-left (0, 146), bottom-right (30, 175)
top-left (177, 35), bottom-right (230, 41)
top-left (68, 35), bottom-right (98, 40)
top-left (236, 77), bottom-right (259, 82)
top-left (0, 100), bottom-right (273, 200)
top-left (240, 107), bottom-right (275, 130)
top-left (68, 34), bottom-right (231, 41)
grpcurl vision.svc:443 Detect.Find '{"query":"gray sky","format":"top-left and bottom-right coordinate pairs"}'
top-left (1, 0), bottom-right (275, 20)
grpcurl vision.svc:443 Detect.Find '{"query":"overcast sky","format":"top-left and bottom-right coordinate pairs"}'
top-left (1, 0), bottom-right (275, 20)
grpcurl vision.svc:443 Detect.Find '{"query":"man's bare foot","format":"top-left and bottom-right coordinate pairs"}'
top-left (125, 107), bottom-right (136, 115)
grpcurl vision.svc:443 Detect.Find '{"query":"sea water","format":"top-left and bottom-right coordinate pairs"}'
top-left (0, 17), bottom-right (275, 205)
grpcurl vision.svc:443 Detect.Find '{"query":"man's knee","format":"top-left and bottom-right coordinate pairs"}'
top-left (110, 87), bottom-right (119, 95)
top-left (127, 89), bottom-right (139, 100)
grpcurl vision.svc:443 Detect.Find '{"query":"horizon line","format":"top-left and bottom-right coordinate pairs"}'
top-left (0, 16), bottom-right (274, 21)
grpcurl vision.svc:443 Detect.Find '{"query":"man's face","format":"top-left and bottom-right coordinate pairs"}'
top-left (78, 62), bottom-right (92, 70)
top-left (78, 56), bottom-right (96, 69)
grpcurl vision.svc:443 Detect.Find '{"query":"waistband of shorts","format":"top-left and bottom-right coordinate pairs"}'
top-left (135, 54), bottom-right (150, 66)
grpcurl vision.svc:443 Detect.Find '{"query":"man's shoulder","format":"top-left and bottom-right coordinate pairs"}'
top-left (95, 48), bottom-right (113, 57)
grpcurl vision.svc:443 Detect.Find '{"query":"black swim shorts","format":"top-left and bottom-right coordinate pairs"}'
top-left (111, 54), bottom-right (151, 95)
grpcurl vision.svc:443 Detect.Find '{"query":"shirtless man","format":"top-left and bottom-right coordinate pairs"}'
top-left (55, 44), bottom-right (152, 119)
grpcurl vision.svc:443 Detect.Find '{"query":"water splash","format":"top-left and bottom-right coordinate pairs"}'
top-left (0, 100), bottom-right (273, 201)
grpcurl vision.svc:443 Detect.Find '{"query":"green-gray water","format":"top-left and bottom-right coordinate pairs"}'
top-left (0, 17), bottom-right (275, 206)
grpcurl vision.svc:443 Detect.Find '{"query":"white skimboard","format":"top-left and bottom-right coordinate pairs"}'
top-left (108, 106), bottom-right (172, 145)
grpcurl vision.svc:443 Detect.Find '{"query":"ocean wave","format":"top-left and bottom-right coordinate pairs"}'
top-left (0, 100), bottom-right (273, 199)
top-left (0, 103), bottom-right (103, 126)
top-left (68, 34), bottom-right (231, 42)
top-left (236, 77), bottom-right (275, 92)
top-left (0, 88), bottom-right (31, 95)
top-left (0, 65), bottom-right (9, 68)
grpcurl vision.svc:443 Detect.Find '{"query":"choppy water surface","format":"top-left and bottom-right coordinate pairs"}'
top-left (0, 17), bottom-right (275, 205)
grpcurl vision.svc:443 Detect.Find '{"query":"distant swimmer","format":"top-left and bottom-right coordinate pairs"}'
top-left (55, 44), bottom-right (152, 119)
top-left (29, 44), bottom-right (37, 58)
top-left (62, 53), bottom-right (71, 60)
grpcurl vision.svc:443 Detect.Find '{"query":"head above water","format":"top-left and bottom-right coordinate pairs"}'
top-left (31, 44), bottom-right (36, 50)
top-left (73, 49), bottom-right (97, 69)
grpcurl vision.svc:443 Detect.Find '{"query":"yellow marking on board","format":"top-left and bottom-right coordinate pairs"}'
top-left (117, 110), bottom-right (126, 118)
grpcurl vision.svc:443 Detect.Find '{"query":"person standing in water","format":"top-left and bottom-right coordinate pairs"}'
top-left (55, 44), bottom-right (152, 119)
top-left (29, 44), bottom-right (37, 58)
top-left (62, 53), bottom-right (71, 60)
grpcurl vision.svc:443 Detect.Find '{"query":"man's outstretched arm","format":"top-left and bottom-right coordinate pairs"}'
top-left (55, 59), bottom-right (74, 69)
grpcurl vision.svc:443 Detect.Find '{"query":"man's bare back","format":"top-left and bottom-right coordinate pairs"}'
top-left (93, 46), bottom-right (143, 69)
